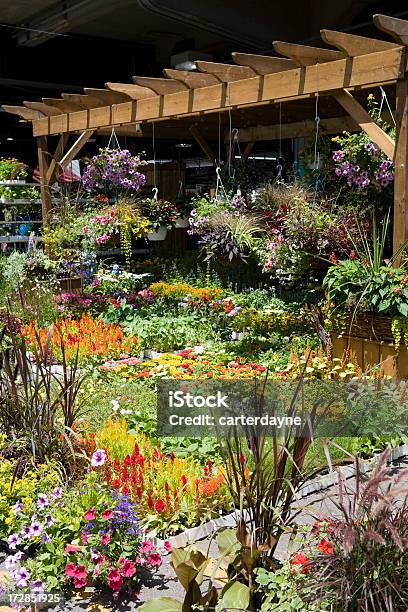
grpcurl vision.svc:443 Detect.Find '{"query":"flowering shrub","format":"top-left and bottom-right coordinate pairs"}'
top-left (64, 492), bottom-right (162, 591)
top-left (23, 314), bottom-right (138, 363)
top-left (101, 350), bottom-right (266, 380)
top-left (54, 292), bottom-right (108, 318)
top-left (85, 418), bottom-right (230, 537)
top-left (82, 148), bottom-right (146, 194)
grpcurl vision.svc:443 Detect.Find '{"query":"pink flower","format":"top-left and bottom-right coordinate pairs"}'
top-left (147, 553), bottom-right (162, 567)
top-left (83, 508), bottom-right (96, 521)
top-left (101, 509), bottom-right (113, 520)
top-left (64, 563), bottom-right (76, 577)
top-left (101, 533), bottom-right (111, 546)
top-left (107, 568), bottom-right (123, 591)
top-left (74, 565), bottom-right (87, 580)
top-left (139, 540), bottom-right (153, 554)
top-left (81, 532), bottom-right (88, 544)
top-left (119, 558), bottom-right (135, 578)
top-left (74, 575), bottom-right (87, 589)
top-left (64, 544), bottom-right (82, 554)
top-left (164, 541), bottom-right (172, 552)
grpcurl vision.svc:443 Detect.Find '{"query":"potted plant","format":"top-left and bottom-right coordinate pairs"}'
top-left (0, 157), bottom-right (28, 186)
top-left (82, 148), bottom-right (146, 197)
top-left (141, 197), bottom-right (178, 241)
top-left (174, 194), bottom-right (192, 228)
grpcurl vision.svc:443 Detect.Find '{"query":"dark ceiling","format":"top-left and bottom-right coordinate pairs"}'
top-left (0, 0), bottom-right (407, 162)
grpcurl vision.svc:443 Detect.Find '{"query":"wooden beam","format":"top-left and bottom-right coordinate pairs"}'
top-left (132, 76), bottom-right (187, 94)
top-left (189, 125), bottom-right (216, 163)
top-left (24, 101), bottom-right (63, 116)
top-left (37, 136), bottom-right (52, 224)
top-left (2, 105), bottom-right (40, 120)
top-left (195, 61), bottom-right (256, 81)
top-left (393, 77), bottom-right (408, 257)
top-left (42, 98), bottom-right (83, 113)
top-left (62, 93), bottom-right (106, 109)
top-left (59, 130), bottom-right (95, 168)
top-left (273, 41), bottom-right (344, 66)
top-left (45, 134), bottom-right (69, 184)
top-left (30, 47), bottom-right (405, 136)
top-left (334, 89), bottom-right (395, 159)
top-left (225, 112), bottom-right (394, 143)
top-left (241, 141), bottom-right (255, 161)
top-left (84, 88), bottom-right (131, 104)
top-left (374, 14), bottom-right (408, 45)
top-left (163, 69), bottom-right (220, 88)
top-left (106, 83), bottom-right (156, 99)
top-left (321, 29), bottom-right (398, 56)
top-left (232, 52), bottom-right (297, 74)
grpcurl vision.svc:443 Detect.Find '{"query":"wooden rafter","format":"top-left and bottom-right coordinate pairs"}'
top-left (106, 83), bottom-right (156, 99)
top-left (62, 93), bottom-right (107, 109)
top-left (195, 61), bottom-right (256, 81)
top-left (374, 13), bottom-right (408, 45)
top-left (321, 29), bottom-right (398, 56)
top-left (42, 98), bottom-right (83, 113)
top-left (2, 105), bottom-right (40, 121)
top-left (163, 69), bottom-right (220, 88)
top-left (84, 88), bottom-right (131, 104)
top-left (24, 101), bottom-right (63, 116)
top-left (334, 89), bottom-right (395, 159)
top-left (132, 76), bottom-right (187, 94)
top-left (232, 52), bottom-right (297, 74)
top-left (273, 41), bottom-right (344, 65)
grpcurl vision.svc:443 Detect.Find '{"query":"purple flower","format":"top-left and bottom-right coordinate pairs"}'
top-left (29, 521), bottom-right (43, 538)
top-left (13, 567), bottom-right (31, 589)
top-left (332, 150), bottom-right (344, 162)
top-left (44, 514), bottom-right (54, 527)
top-left (37, 493), bottom-right (49, 509)
top-left (52, 486), bottom-right (62, 499)
top-left (20, 525), bottom-right (31, 539)
top-left (12, 501), bottom-right (23, 516)
top-left (41, 532), bottom-right (51, 544)
top-left (5, 552), bottom-right (22, 569)
top-left (7, 533), bottom-right (21, 550)
top-left (91, 449), bottom-right (107, 467)
top-left (29, 579), bottom-right (44, 592)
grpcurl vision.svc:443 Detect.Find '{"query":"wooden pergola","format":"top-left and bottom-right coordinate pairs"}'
top-left (3, 14), bottom-right (408, 254)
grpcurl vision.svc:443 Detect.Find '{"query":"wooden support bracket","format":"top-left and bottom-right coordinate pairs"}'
top-left (189, 126), bottom-right (216, 163)
top-left (37, 136), bottom-right (52, 224)
top-left (241, 142), bottom-right (255, 161)
top-left (45, 134), bottom-right (69, 184)
top-left (393, 77), bottom-right (408, 257)
top-left (60, 130), bottom-right (95, 169)
top-left (334, 89), bottom-right (395, 160)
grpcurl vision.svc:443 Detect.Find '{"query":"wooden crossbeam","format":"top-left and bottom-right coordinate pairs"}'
top-left (132, 76), bottom-right (187, 94)
top-left (163, 69), bottom-right (220, 88)
top-left (62, 93), bottom-right (106, 109)
top-left (374, 14), bottom-right (408, 45)
top-left (43, 98), bottom-right (83, 113)
top-left (334, 89), bottom-right (395, 159)
top-left (232, 52), bottom-right (296, 74)
top-left (24, 101), bottom-right (63, 116)
top-left (84, 88), bottom-right (131, 104)
top-left (60, 130), bottom-right (95, 168)
top-left (195, 61), bottom-right (256, 81)
top-left (273, 41), bottom-right (344, 66)
top-left (2, 105), bottom-right (40, 120)
top-left (45, 133), bottom-right (69, 183)
top-left (190, 126), bottom-right (216, 163)
top-left (30, 47), bottom-right (404, 136)
top-left (106, 83), bottom-right (156, 99)
top-left (321, 29), bottom-right (398, 56)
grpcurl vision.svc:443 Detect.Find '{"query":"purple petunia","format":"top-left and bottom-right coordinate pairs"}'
top-left (29, 579), bottom-right (44, 592)
top-left (7, 533), bottom-right (21, 550)
top-left (52, 486), bottom-right (62, 499)
top-left (37, 494), bottom-right (49, 509)
top-left (12, 501), bottom-right (23, 516)
top-left (91, 449), bottom-right (107, 467)
top-left (13, 567), bottom-right (31, 589)
top-left (44, 514), bottom-right (54, 527)
top-left (20, 525), bottom-right (31, 539)
top-left (29, 521), bottom-right (43, 538)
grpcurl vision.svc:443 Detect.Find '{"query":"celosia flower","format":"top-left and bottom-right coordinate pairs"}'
top-left (154, 499), bottom-right (165, 513)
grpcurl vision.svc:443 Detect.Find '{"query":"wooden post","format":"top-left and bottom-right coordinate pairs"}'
top-left (393, 78), bottom-right (408, 257)
top-left (37, 136), bottom-right (52, 224)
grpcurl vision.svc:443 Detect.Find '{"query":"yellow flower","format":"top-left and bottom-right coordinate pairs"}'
top-left (5, 517), bottom-right (12, 525)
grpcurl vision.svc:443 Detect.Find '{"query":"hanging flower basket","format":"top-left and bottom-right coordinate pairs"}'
top-left (175, 216), bottom-right (190, 228)
top-left (148, 226), bottom-right (167, 241)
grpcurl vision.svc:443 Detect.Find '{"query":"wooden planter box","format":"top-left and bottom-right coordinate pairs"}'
top-left (57, 276), bottom-right (83, 293)
top-left (332, 333), bottom-right (408, 379)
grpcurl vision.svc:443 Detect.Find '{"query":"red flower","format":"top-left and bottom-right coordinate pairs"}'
top-left (290, 552), bottom-right (310, 574)
top-left (147, 492), bottom-right (154, 509)
top-left (239, 453), bottom-right (245, 465)
top-left (101, 533), bottom-right (111, 546)
top-left (394, 287), bottom-right (402, 295)
top-left (147, 553), bottom-right (162, 567)
top-left (329, 253), bottom-right (338, 264)
top-left (101, 509), bottom-right (113, 520)
top-left (83, 508), bottom-right (96, 521)
top-left (73, 565), bottom-right (87, 582)
top-left (164, 541), bottom-right (172, 552)
top-left (64, 563), bottom-right (76, 577)
top-left (119, 558), bottom-right (135, 578)
top-left (107, 568), bottom-right (123, 591)
top-left (317, 538), bottom-right (334, 555)
top-left (154, 499), bottom-right (165, 513)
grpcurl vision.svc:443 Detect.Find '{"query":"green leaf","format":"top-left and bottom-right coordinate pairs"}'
top-left (398, 302), bottom-right (408, 316)
top-left (221, 581), bottom-right (251, 610)
top-left (138, 598), bottom-right (183, 612)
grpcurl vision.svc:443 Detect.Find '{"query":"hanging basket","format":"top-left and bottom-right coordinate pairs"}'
top-left (148, 226), bottom-right (168, 241)
top-left (175, 216), bottom-right (190, 229)
top-left (332, 313), bottom-right (394, 343)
